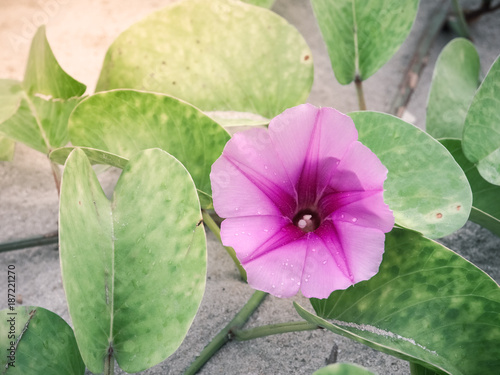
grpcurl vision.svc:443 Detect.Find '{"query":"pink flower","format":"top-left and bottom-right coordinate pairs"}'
top-left (210, 104), bottom-right (394, 299)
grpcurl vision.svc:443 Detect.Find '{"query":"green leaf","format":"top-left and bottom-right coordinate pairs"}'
top-left (0, 29), bottom-right (86, 155)
top-left (0, 79), bottom-right (23, 161)
top-left (311, 0), bottom-right (419, 85)
top-left (313, 363), bottom-right (375, 375)
top-left (68, 89), bottom-right (230, 208)
top-left (0, 136), bottom-right (15, 161)
top-left (23, 26), bottom-right (86, 99)
top-left (463, 54), bottom-right (500, 185)
top-left (350, 111), bottom-right (471, 238)
top-left (410, 362), bottom-right (441, 375)
top-left (0, 79), bottom-right (23, 123)
top-left (59, 148), bottom-right (206, 373)
top-left (50, 146), bottom-right (129, 169)
top-left (0, 96), bottom-right (82, 154)
top-left (440, 138), bottom-right (500, 236)
top-left (0, 306), bottom-right (85, 374)
top-left (426, 38), bottom-right (480, 139)
top-left (296, 228), bottom-right (500, 375)
top-left (241, 0), bottom-right (275, 8)
top-left (96, 0), bottom-right (312, 119)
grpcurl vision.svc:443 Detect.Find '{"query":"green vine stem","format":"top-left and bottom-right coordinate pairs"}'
top-left (201, 210), bottom-right (247, 281)
top-left (183, 290), bottom-right (268, 375)
top-left (450, 0), bottom-right (471, 39)
top-left (233, 321), bottom-right (320, 341)
top-left (0, 231), bottom-right (58, 253)
top-left (354, 75), bottom-right (367, 111)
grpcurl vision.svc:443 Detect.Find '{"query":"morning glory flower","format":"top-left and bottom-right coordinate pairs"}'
top-left (210, 104), bottom-right (394, 299)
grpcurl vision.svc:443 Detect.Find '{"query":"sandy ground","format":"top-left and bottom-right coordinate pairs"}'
top-left (0, 0), bottom-right (499, 374)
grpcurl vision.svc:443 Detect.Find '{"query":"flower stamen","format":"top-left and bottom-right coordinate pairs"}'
top-left (293, 209), bottom-right (320, 233)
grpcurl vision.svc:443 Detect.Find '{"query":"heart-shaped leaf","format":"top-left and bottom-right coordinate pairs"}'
top-left (311, 0), bottom-right (419, 84)
top-left (23, 26), bottom-right (85, 99)
top-left (350, 111), bottom-right (471, 238)
top-left (440, 138), bottom-right (500, 236)
top-left (313, 363), bottom-right (375, 375)
top-left (462, 54), bottom-right (500, 185)
top-left (68, 89), bottom-right (229, 208)
top-left (96, 0), bottom-right (313, 119)
top-left (296, 228), bottom-right (500, 375)
top-left (0, 28), bottom-right (86, 155)
top-left (59, 148), bottom-right (206, 373)
top-left (426, 38), bottom-right (480, 139)
top-left (0, 306), bottom-right (85, 374)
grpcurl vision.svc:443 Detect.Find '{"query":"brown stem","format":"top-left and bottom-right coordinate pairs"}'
top-left (49, 158), bottom-right (62, 196)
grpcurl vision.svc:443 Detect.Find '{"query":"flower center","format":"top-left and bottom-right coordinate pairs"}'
top-left (293, 209), bottom-right (321, 233)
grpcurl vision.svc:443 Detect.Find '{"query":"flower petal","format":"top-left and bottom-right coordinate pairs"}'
top-left (336, 221), bottom-right (387, 284)
top-left (243, 237), bottom-right (309, 298)
top-left (269, 104), bottom-right (358, 200)
top-left (300, 232), bottom-right (354, 299)
top-left (211, 155), bottom-right (282, 218)
top-left (211, 128), bottom-right (296, 218)
top-left (329, 141), bottom-right (388, 191)
top-left (221, 215), bottom-right (299, 261)
top-left (321, 191), bottom-right (394, 232)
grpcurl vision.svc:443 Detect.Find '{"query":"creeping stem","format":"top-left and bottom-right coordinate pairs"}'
top-left (183, 290), bottom-right (268, 375)
top-left (354, 76), bottom-right (367, 111)
top-left (201, 210), bottom-right (247, 281)
top-left (233, 321), bottom-right (320, 341)
top-left (450, 0), bottom-right (471, 39)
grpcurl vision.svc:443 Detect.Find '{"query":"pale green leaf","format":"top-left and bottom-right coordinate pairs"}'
top-left (350, 111), bottom-right (471, 238)
top-left (463, 54), bottom-right (500, 185)
top-left (23, 26), bottom-right (86, 99)
top-left (296, 228), bottom-right (500, 375)
top-left (311, 0), bottom-right (419, 84)
top-left (0, 306), bottom-right (85, 374)
top-left (313, 363), bottom-right (375, 375)
top-left (441, 138), bottom-right (500, 236)
top-left (96, 0), bottom-right (312, 119)
top-left (59, 148), bottom-right (206, 373)
top-left (426, 38), bottom-right (480, 139)
top-left (68, 89), bottom-right (230, 208)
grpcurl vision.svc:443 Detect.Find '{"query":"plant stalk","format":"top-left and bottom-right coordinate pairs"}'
top-left (354, 76), bottom-right (367, 111)
top-left (233, 321), bottom-right (319, 341)
top-left (104, 351), bottom-right (114, 375)
top-left (201, 210), bottom-right (247, 281)
top-left (450, 0), bottom-right (471, 39)
top-left (183, 290), bottom-right (267, 375)
top-left (0, 232), bottom-right (58, 253)
top-left (49, 158), bottom-right (62, 196)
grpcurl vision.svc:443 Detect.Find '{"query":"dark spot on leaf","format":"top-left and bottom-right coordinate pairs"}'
top-left (436, 213), bottom-right (443, 219)
top-left (78, 201), bottom-right (81, 205)
top-left (196, 39), bottom-right (200, 44)
top-left (197, 219), bottom-right (203, 227)
top-left (162, 61), bottom-right (166, 65)
top-left (172, 81), bottom-right (176, 85)
top-left (456, 205), bottom-right (461, 211)
top-left (304, 55), bottom-right (310, 61)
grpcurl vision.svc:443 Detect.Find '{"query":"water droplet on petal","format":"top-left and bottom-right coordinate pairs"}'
top-left (291, 277), bottom-right (295, 281)
top-left (234, 233), bottom-right (239, 236)
top-left (264, 165), bottom-right (268, 170)
top-left (297, 281), bottom-right (301, 286)
top-left (340, 214), bottom-right (345, 219)
top-left (264, 229), bottom-right (269, 232)
top-left (352, 217), bottom-right (358, 223)
top-left (272, 284), bottom-right (275, 288)
top-left (311, 248), bottom-right (316, 252)
top-left (322, 260), bottom-right (327, 265)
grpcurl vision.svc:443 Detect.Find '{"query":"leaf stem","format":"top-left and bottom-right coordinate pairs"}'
top-left (233, 321), bottom-right (319, 341)
top-left (354, 76), bottom-right (367, 111)
top-left (104, 350), bottom-right (114, 375)
top-left (183, 290), bottom-right (267, 375)
top-left (0, 231), bottom-right (58, 253)
top-left (450, 0), bottom-right (471, 39)
top-left (201, 210), bottom-right (247, 281)
top-left (49, 158), bottom-right (62, 196)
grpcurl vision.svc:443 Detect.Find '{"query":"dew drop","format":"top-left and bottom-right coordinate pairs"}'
top-left (264, 165), bottom-right (268, 170)
top-left (322, 260), bottom-right (327, 265)
top-left (280, 282), bottom-right (284, 286)
top-left (264, 229), bottom-right (269, 232)
top-left (297, 281), bottom-right (301, 286)
top-left (234, 233), bottom-right (239, 236)
top-left (291, 277), bottom-right (295, 281)
top-left (351, 217), bottom-right (358, 223)
top-left (247, 232), bottom-right (251, 236)
top-left (311, 248), bottom-right (316, 252)
top-left (272, 284), bottom-right (276, 289)
top-left (340, 214), bottom-right (345, 219)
